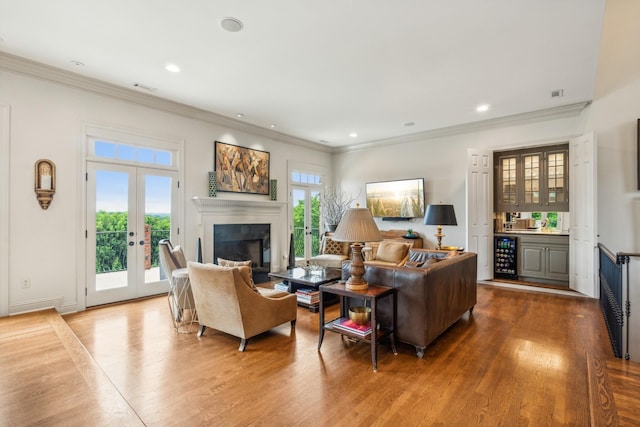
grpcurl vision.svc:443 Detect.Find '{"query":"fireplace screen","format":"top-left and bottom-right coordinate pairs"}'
top-left (213, 224), bottom-right (270, 282)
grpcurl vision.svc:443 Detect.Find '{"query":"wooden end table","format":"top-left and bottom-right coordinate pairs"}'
top-left (317, 282), bottom-right (397, 372)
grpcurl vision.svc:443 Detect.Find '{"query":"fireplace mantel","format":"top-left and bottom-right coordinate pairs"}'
top-left (192, 197), bottom-right (289, 271)
top-left (192, 196), bottom-right (287, 214)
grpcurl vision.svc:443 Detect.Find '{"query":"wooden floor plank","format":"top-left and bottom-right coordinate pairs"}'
top-left (0, 309), bottom-right (143, 427)
top-left (2, 284), bottom-right (638, 425)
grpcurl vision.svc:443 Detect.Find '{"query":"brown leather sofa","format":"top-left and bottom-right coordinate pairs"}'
top-left (342, 249), bottom-right (477, 358)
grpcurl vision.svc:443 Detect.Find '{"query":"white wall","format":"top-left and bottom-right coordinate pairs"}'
top-left (334, 114), bottom-right (585, 250)
top-left (583, 0), bottom-right (640, 361)
top-left (0, 69), bottom-right (332, 314)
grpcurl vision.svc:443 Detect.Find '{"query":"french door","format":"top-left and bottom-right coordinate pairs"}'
top-left (86, 162), bottom-right (178, 306)
top-left (291, 185), bottom-right (321, 263)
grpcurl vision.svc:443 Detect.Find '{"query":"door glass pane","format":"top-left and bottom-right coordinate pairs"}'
top-left (144, 174), bottom-right (172, 285)
top-left (95, 170), bottom-right (129, 291)
top-left (547, 153), bottom-right (565, 203)
top-left (311, 191), bottom-right (321, 256)
top-left (292, 189), bottom-right (305, 259)
top-left (523, 154), bottom-right (540, 204)
top-left (501, 157), bottom-right (517, 204)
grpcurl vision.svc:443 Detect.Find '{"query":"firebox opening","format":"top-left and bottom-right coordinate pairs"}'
top-left (213, 224), bottom-right (270, 283)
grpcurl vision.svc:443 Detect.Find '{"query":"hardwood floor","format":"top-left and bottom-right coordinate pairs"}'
top-left (1, 283), bottom-right (634, 426)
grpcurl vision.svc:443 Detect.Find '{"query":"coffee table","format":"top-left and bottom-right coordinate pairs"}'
top-left (268, 267), bottom-right (341, 312)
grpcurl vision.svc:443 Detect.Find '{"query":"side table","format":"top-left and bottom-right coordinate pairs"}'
top-left (168, 268), bottom-right (197, 333)
top-left (317, 282), bottom-right (397, 372)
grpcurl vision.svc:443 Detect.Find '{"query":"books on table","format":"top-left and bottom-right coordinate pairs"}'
top-left (330, 317), bottom-right (372, 336)
top-left (274, 282), bottom-right (289, 293)
top-left (295, 287), bottom-right (319, 304)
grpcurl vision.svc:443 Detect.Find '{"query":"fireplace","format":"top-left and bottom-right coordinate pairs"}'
top-left (193, 197), bottom-right (287, 276)
top-left (214, 224), bottom-right (270, 283)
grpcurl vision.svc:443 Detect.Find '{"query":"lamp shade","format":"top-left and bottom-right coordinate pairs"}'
top-left (332, 207), bottom-right (382, 243)
top-left (423, 204), bottom-right (457, 226)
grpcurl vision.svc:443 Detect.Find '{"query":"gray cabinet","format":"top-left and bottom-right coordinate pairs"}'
top-left (518, 234), bottom-right (569, 284)
top-left (495, 144), bottom-right (569, 212)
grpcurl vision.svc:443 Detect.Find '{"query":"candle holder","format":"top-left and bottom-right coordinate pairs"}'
top-left (34, 159), bottom-right (56, 210)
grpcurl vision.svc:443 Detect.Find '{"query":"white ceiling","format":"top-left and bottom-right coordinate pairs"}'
top-left (0, 0), bottom-right (606, 147)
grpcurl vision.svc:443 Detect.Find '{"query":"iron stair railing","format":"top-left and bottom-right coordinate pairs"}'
top-left (598, 243), bottom-right (640, 360)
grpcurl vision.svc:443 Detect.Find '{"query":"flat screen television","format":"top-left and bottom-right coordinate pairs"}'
top-left (366, 178), bottom-right (425, 219)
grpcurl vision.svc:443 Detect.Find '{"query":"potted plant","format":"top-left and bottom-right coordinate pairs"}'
top-left (320, 187), bottom-right (356, 232)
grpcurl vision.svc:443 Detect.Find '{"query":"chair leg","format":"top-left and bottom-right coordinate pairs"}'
top-left (290, 319), bottom-right (296, 329)
top-left (239, 338), bottom-right (248, 352)
top-left (197, 325), bottom-right (206, 337)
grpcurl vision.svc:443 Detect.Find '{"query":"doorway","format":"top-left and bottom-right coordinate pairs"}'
top-left (86, 162), bottom-right (178, 306)
top-left (291, 185), bottom-right (321, 263)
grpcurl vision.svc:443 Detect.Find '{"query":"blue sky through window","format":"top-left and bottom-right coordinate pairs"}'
top-left (94, 141), bottom-right (173, 215)
top-left (96, 171), bottom-right (171, 214)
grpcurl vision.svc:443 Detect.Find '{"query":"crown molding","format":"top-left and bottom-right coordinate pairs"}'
top-left (0, 51), bottom-right (332, 153)
top-left (337, 101), bottom-right (591, 153)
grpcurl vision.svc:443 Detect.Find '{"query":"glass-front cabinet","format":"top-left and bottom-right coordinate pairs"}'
top-left (495, 144), bottom-right (569, 212)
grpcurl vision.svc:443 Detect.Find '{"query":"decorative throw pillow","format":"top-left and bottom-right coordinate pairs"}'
top-left (375, 241), bottom-right (409, 264)
top-left (322, 235), bottom-right (347, 255)
top-left (217, 258), bottom-right (252, 268)
top-left (217, 258), bottom-right (255, 288)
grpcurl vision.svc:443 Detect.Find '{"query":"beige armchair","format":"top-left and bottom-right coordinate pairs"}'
top-left (308, 232), bottom-right (350, 268)
top-left (187, 261), bottom-right (297, 351)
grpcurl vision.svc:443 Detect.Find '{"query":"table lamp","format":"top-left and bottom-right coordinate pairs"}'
top-left (331, 205), bottom-right (382, 291)
top-left (423, 204), bottom-right (457, 250)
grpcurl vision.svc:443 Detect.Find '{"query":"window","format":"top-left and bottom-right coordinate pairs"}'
top-left (91, 140), bottom-right (175, 168)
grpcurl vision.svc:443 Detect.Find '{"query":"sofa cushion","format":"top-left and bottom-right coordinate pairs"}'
top-left (376, 241), bottom-right (409, 264)
top-left (322, 235), bottom-right (348, 255)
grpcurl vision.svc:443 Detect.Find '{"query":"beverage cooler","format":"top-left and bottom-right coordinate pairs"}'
top-left (494, 236), bottom-right (517, 280)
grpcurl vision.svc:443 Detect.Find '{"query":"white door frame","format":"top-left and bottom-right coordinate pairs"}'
top-left (78, 123), bottom-right (184, 310)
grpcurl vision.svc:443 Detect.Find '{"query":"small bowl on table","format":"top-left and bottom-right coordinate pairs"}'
top-left (348, 306), bottom-right (371, 325)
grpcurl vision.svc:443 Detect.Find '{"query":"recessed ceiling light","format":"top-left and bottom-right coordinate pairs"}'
top-left (236, 113), bottom-right (244, 118)
top-left (269, 124), bottom-right (276, 128)
top-left (404, 122), bottom-right (415, 127)
top-left (476, 104), bottom-right (490, 112)
top-left (70, 60), bottom-right (85, 68)
top-left (220, 17), bottom-right (244, 32)
top-left (165, 64), bottom-right (180, 73)
top-left (349, 132), bottom-right (358, 138)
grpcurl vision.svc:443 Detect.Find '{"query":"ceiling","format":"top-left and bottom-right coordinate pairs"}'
top-left (0, 1), bottom-right (607, 147)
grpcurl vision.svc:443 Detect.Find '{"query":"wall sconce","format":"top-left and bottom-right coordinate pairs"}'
top-left (34, 159), bottom-right (55, 210)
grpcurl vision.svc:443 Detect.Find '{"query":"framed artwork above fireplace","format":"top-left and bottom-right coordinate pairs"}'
top-left (215, 141), bottom-right (270, 195)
